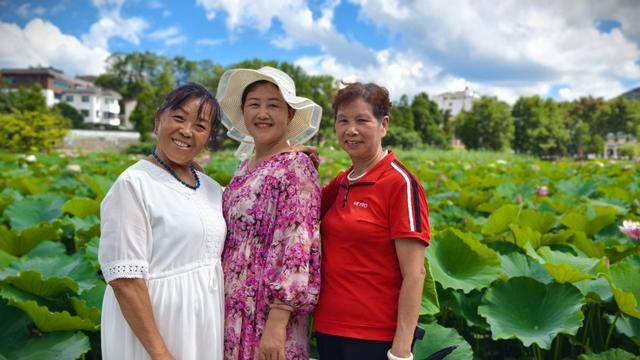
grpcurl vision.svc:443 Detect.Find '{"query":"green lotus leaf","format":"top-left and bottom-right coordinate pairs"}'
top-left (561, 212), bottom-right (589, 233)
top-left (81, 174), bottom-right (113, 201)
top-left (1, 331), bottom-right (90, 360)
top-left (561, 206), bottom-right (618, 237)
top-left (509, 224), bottom-right (541, 249)
top-left (454, 189), bottom-right (492, 211)
top-left (541, 229), bottom-right (574, 247)
top-left (613, 314), bottom-right (640, 346)
top-left (499, 252), bottom-right (552, 284)
top-left (574, 277), bottom-right (613, 303)
top-left (571, 231), bottom-right (606, 259)
top-left (577, 348), bottom-right (638, 360)
top-left (5, 193), bottom-right (66, 231)
top-left (0, 223), bottom-right (62, 257)
top-left (413, 322), bottom-right (474, 360)
top-left (83, 236), bottom-right (100, 271)
top-left (538, 246), bottom-right (602, 283)
top-left (482, 204), bottom-right (520, 235)
top-left (25, 241), bottom-right (66, 258)
top-left (478, 277), bottom-right (585, 349)
top-left (0, 299), bottom-right (32, 351)
top-left (61, 197), bottom-right (100, 218)
top-left (71, 281), bottom-right (105, 325)
top-left (420, 258), bottom-right (439, 316)
top-left (556, 177), bottom-right (598, 198)
top-left (0, 286), bottom-right (97, 332)
top-left (7, 177), bottom-right (47, 195)
top-left (0, 249), bottom-right (16, 271)
top-left (609, 261), bottom-right (640, 318)
top-left (517, 209), bottom-right (556, 235)
top-left (0, 252), bottom-right (101, 297)
top-left (426, 229), bottom-right (502, 293)
top-left (439, 288), bottom-right (486, 327)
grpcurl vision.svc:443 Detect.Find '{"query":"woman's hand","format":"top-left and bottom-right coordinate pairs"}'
top-left (258, 306), bottom-right (291, 360)
top-left (289, 145), bottom-right (320, 169)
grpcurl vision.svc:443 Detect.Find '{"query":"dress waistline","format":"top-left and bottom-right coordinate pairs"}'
top-left (147, 259), bottom-right (221, 281)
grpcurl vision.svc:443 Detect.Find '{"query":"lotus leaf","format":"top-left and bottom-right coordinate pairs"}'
top-left (61, 197), bottom-right (100, 218)
top-left (574, 277), bottom-right (613, 303)
top-left (0, 286), bottom-right (97, 332)
top-left (439, 288), bottom-right (486, 327)
top-left (0, 223), bottom-right (61, 257)
top-left (478, 277), bottom-right (585, 349)
top-left (1, 331), bottom-right (90, 360)
top-left (499, 252), bottom-right (552, 284)
top-left (420, 258), bottom-right (439, 316)
top-left (608, 261), bottom-right (640, 319)
top-left (509, 224), bottom-right (542, 249)
top-left (613, 314), bottom-right (640, 346)
top-left (482, 204), bottom-right (520, 235)
top-left (577, 348), bottom-right (638, 359)
top-left (538, 246), bottom-right (602, 283)
top-left (4, 193), bottom-right (66, 231)
top-left (0, 253), bottom-right (100, 297)
top-left (413, 322), bottom-right (474, 360)
top-left (426, 229), bottom-right (502, 293)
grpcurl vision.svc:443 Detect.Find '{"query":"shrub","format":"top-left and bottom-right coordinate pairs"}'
top-left (0, 111), bottom-right (70, 152)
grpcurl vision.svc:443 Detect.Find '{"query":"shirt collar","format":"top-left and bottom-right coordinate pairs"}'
top-left (339, 149), bottom-right (397, 186)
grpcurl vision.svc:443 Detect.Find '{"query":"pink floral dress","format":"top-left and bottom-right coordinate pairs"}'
top-left (222, 152), bottom-right (321, 360)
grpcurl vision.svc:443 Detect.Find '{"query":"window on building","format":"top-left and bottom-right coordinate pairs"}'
top-left (3, 76), bottom-right (15, 85)
top-left (65, 95), bottom-right (74, 102)
top-left (54, 93), bottom-right (62, 100)
top-left (96, 110), bottom-right (101, 118)
top-left (53, 79), bottom-right (70, 89)
top-left (105, 98), bottom-right (114, 105)
top-left (81, 109), bottom-right (89, 117)
top-left (81, 95), bottom-right (90, 102)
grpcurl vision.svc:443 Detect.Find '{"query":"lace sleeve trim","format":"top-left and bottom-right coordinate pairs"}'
top-left (102, 260), bottom-right (149, 283)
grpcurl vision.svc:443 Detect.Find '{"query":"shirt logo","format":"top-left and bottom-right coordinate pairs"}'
top-left (353, 200), bottom-right (368, 208)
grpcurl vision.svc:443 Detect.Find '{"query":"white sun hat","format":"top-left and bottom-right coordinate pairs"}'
top-left (216, 66), bottom-right (322, 159)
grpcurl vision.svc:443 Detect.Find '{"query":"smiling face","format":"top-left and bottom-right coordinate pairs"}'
top-left (154, 97), bottom-right (213, 166)
top-left (242, 82), bottom-right (293, 149)
top-left (335, 97), bottom-right (388, 162)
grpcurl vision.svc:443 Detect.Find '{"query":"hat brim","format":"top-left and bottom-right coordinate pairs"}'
top-left (216, 67), bottom-right (322, 145)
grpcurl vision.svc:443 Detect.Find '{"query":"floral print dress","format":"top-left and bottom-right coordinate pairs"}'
top-left (222, 152), bottom-right (321, 360)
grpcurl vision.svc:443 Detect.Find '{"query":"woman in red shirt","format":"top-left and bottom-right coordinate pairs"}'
top-left (313, 82), bottom-right (430, 360)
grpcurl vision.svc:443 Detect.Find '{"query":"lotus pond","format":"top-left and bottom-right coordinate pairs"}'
top-left (0, 149), bottom-right (638, 359)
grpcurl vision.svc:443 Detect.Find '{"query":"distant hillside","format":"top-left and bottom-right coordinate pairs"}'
top-left (619, 86), bottom-right (640, 101)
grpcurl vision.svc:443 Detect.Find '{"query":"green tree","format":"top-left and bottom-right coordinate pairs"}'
top-left (384, 95), bottom-right (422, 149)
top-left (0, 84), bottom-right (47, 113)
top-left (0, 111), bottom-right (70, 152)
top-left (594, 97), bottom-right (640, 138)
top-left (564, 96), bottom-right (605, 156)
top-left (512, 96), bottom-right (569, 157)
top-left (455, 96), bottom-right (514, 151)
top-left (411, 92), bottom-right (448, 148)
top-left (52, 102), bottom-right (85, 129)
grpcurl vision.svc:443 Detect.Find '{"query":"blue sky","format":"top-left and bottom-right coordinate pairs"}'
top-left (1, 0), bottom-right (639, 103)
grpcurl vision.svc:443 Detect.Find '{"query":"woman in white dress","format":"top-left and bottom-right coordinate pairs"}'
top-left (99, 83), bottom-right (226, 360)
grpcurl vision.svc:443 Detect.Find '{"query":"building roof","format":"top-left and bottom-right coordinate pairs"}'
top-left (434, 87), bottom-right (477, 100)
top-left (64, 87), bottom-right (122, 99)
top-left (0, 66), bottom-right (94, 88)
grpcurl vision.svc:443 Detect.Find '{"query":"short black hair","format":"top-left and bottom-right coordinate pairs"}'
top-left (156, 82), bottom-right (221, 148)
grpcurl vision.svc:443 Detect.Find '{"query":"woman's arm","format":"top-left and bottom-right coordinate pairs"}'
top-left (390, 238), bottom-right (427, 358)
top-left (110, 278), bottom-right (174, 360)
top-left (259, 305), bottom-right (292, 360)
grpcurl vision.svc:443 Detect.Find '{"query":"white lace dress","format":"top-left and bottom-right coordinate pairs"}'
top-left (99, 160), bottom-right (226, 360)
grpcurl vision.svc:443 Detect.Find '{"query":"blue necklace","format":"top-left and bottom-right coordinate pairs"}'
top-left (151, 148), bottom-right (200, 190)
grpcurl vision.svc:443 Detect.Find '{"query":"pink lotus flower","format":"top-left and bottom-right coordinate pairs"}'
top-left (200, 155), bottom-right (211, 164)
top-left (619, 220), bottom-right (640, 241)
top-left (531, 164), bottom-right (541, 172)
top-left (536, 186), bottom-right (548, 197)
top-left (434, 174), bottom-right (445, 188)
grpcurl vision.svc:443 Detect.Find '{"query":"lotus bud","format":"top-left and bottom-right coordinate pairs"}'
top-left (434, 174), bottom-right (445, 188)
top-left (536, 186), bottom-right (548, 197)
top-left (25, 154), bottom-right (37, 163)
top-left (619, 220), bottom-right (640, 241)
top-left (67, 164), bottom-right (82, 173)
top-left (515, 194), bottom-right (523, 204)
top-left (531, 164), bottom-right (540, 171)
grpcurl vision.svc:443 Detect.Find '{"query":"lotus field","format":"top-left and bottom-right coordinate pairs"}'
top-left (0, 149), bottom-right (639, 359)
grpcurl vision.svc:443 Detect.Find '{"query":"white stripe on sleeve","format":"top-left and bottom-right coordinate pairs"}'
top-left (390, 162), bottom-right (415, 232)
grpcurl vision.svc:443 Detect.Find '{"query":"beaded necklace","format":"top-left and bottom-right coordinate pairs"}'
top-left (151, 148), bottom-right (200, 190)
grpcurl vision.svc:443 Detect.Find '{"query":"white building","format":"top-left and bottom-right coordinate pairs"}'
top-left (62, 87), bottom-right (122, 127)
top-left (432, 87), bottom-right (478, 117)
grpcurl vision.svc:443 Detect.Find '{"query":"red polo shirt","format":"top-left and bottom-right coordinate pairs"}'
top-left (313, 150), bottom-right (430, 341)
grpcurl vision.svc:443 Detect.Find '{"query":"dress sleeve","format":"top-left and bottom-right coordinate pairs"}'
top-left (98, 176), bottom-right (151, 283)
top-left (388, 167), bottom-right (431, 244)
top-left (265, 154), bottom-right (322, 314)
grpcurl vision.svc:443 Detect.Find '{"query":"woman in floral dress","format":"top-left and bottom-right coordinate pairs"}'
top-left (216, 66), bottom-right (323, 360)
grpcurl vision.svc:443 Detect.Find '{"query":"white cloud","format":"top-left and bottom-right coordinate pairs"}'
top-left (148, 26), bottom-right (186, 46)
top-left (15, 3), bottom-right (45, 18)
top-left (0, 19), bottom-right (110, 75)
top-left (83, 0), bottom-right (148, 49)
top-left (197, 0), bottom-right (640, 102)
top-left (162, 9), bottom-right (171, 17)
top-left (196, 38), bottom-right (224, 46)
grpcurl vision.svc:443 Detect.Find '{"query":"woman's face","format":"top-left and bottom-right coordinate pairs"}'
top-left (154, 97), bottom-right (212, 166)
top-left (242, 82), bottom-right (293, 148)
top-left (335, 97), bottom-right (388, 161)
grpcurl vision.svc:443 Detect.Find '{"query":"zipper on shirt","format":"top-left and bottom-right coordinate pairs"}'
top-left (340, 181), bottom-right (375, 208)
